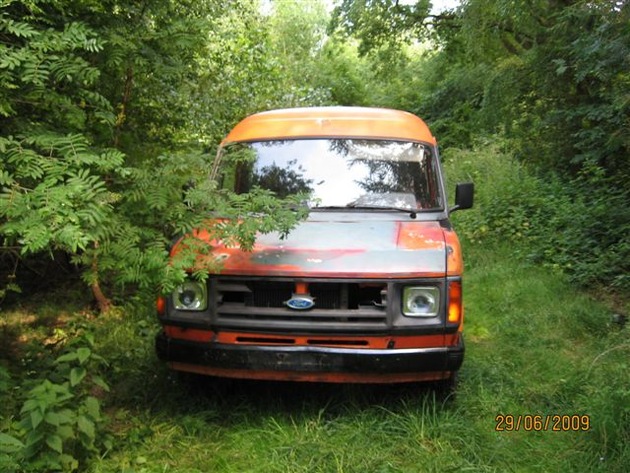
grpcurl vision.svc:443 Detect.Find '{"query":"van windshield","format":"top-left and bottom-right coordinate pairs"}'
top-left (218, 139), bottom-right (443, 211)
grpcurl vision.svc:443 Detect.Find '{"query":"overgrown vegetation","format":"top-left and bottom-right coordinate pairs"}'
top-left (3, 0), bottom-right (628, 302)
top-left (3, 336), bottom-right (110, 472)
top-left (2, 215), bottom-right (628, 472)
top-left (2, 129), bottom-right (628, 473)
top-left (332, 0), bottom-right (630, 295)
top-left (0, 0), bottom-right (311, 310)
top-left (1, 0), bottom-right (629, 471)
top-left (444, 142), bottom-right (630, 292)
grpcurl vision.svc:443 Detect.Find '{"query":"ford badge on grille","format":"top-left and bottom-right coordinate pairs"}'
top-left (285, 294), bottom-right (315, 310)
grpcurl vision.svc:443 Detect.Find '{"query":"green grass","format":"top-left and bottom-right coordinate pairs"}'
top-left (4, 240), bottom-right (627, 472)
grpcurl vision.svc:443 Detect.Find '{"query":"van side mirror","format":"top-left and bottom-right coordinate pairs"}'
top-left (450, 182), bottom-right (474, 212)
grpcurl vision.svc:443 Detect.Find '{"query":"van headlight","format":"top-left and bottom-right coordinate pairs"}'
top-left (402, 287), bottom-right (440, 317)
top-left (172, 280), bottom-right (208, 311)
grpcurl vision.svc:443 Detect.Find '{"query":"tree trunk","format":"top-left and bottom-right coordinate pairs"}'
top-left (113, 66), bottom-right (134, 148)
top-left (91, 279), bottom-right (111, 313)
top-left (90, 242), bottom-right (112, 314)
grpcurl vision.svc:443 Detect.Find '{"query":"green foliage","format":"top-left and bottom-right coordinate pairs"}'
top-left (445, 140), bottom-right (630, 293)
top-left (0, 9), bottom-right (110, 128)
top-left (330, 0), bottom-right (433, 55)
top-left (265, 0), bottom-right (334, 107)
top-left (522, 2), bottom-right (630, 177)
top-left (68, 149), bottom-right (309, 300)
top-left (4, 335), bottom-right (110, 472)
top-left (0, 133), bottom-right (124, 254)
top-left (189, 3), bottom-right (286, 145)
top-left (0, 0), bottom-right (313, 308)
top-left (311, 39), bottom-right (370, 106)
top-left (0, 365), bottom-right (21, 472)
top-left (414, 0), bottom-right (630, 185)
top-left (91, 0), bottom-right (253, 152)
top-left (332, 0), bottom-right (630, 296)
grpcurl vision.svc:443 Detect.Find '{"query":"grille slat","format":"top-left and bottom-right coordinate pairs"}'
top-left (215, 278), bottom-right (388, 330)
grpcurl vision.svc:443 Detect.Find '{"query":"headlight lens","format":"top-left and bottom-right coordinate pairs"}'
top-left (402, 286), bottom-right (440, 317)
top-left (172, 280), bottom-right (208, 311)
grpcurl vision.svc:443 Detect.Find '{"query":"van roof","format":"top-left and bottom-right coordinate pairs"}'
top-left (222, 106), bottom-right (436, 145)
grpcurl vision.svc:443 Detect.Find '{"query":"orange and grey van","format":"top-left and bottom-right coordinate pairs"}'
top-left (156, 106), bottom-right (474, 386)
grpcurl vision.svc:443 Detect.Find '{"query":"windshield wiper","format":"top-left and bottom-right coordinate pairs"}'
top-left (314, 205), bottom-right (418, 219)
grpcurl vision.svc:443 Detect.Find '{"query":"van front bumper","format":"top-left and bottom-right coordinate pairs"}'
top-left (155, 332), bottom-right (464, 383)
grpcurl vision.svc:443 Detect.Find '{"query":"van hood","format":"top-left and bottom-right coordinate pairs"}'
top-left (185, 218), bottom-right (452, 279)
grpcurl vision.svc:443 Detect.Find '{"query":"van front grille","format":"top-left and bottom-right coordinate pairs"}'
top-left (214, 278), bottom-right (388, 332)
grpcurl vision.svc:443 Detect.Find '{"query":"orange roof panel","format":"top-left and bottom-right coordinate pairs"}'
top-left (222, 107), bottom-right (436, 145)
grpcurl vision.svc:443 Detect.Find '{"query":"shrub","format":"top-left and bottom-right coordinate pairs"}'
top-left (4, 335), bottom-right (111, 472)
top-left (443, 139), bottom-right (630, 295)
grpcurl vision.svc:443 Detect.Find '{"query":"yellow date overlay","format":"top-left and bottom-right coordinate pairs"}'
top-left (495, 414), bottom-right (591, 432)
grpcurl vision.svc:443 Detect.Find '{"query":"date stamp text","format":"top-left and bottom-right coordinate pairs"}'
top-left (495, 414), bottom-right (590, 432)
